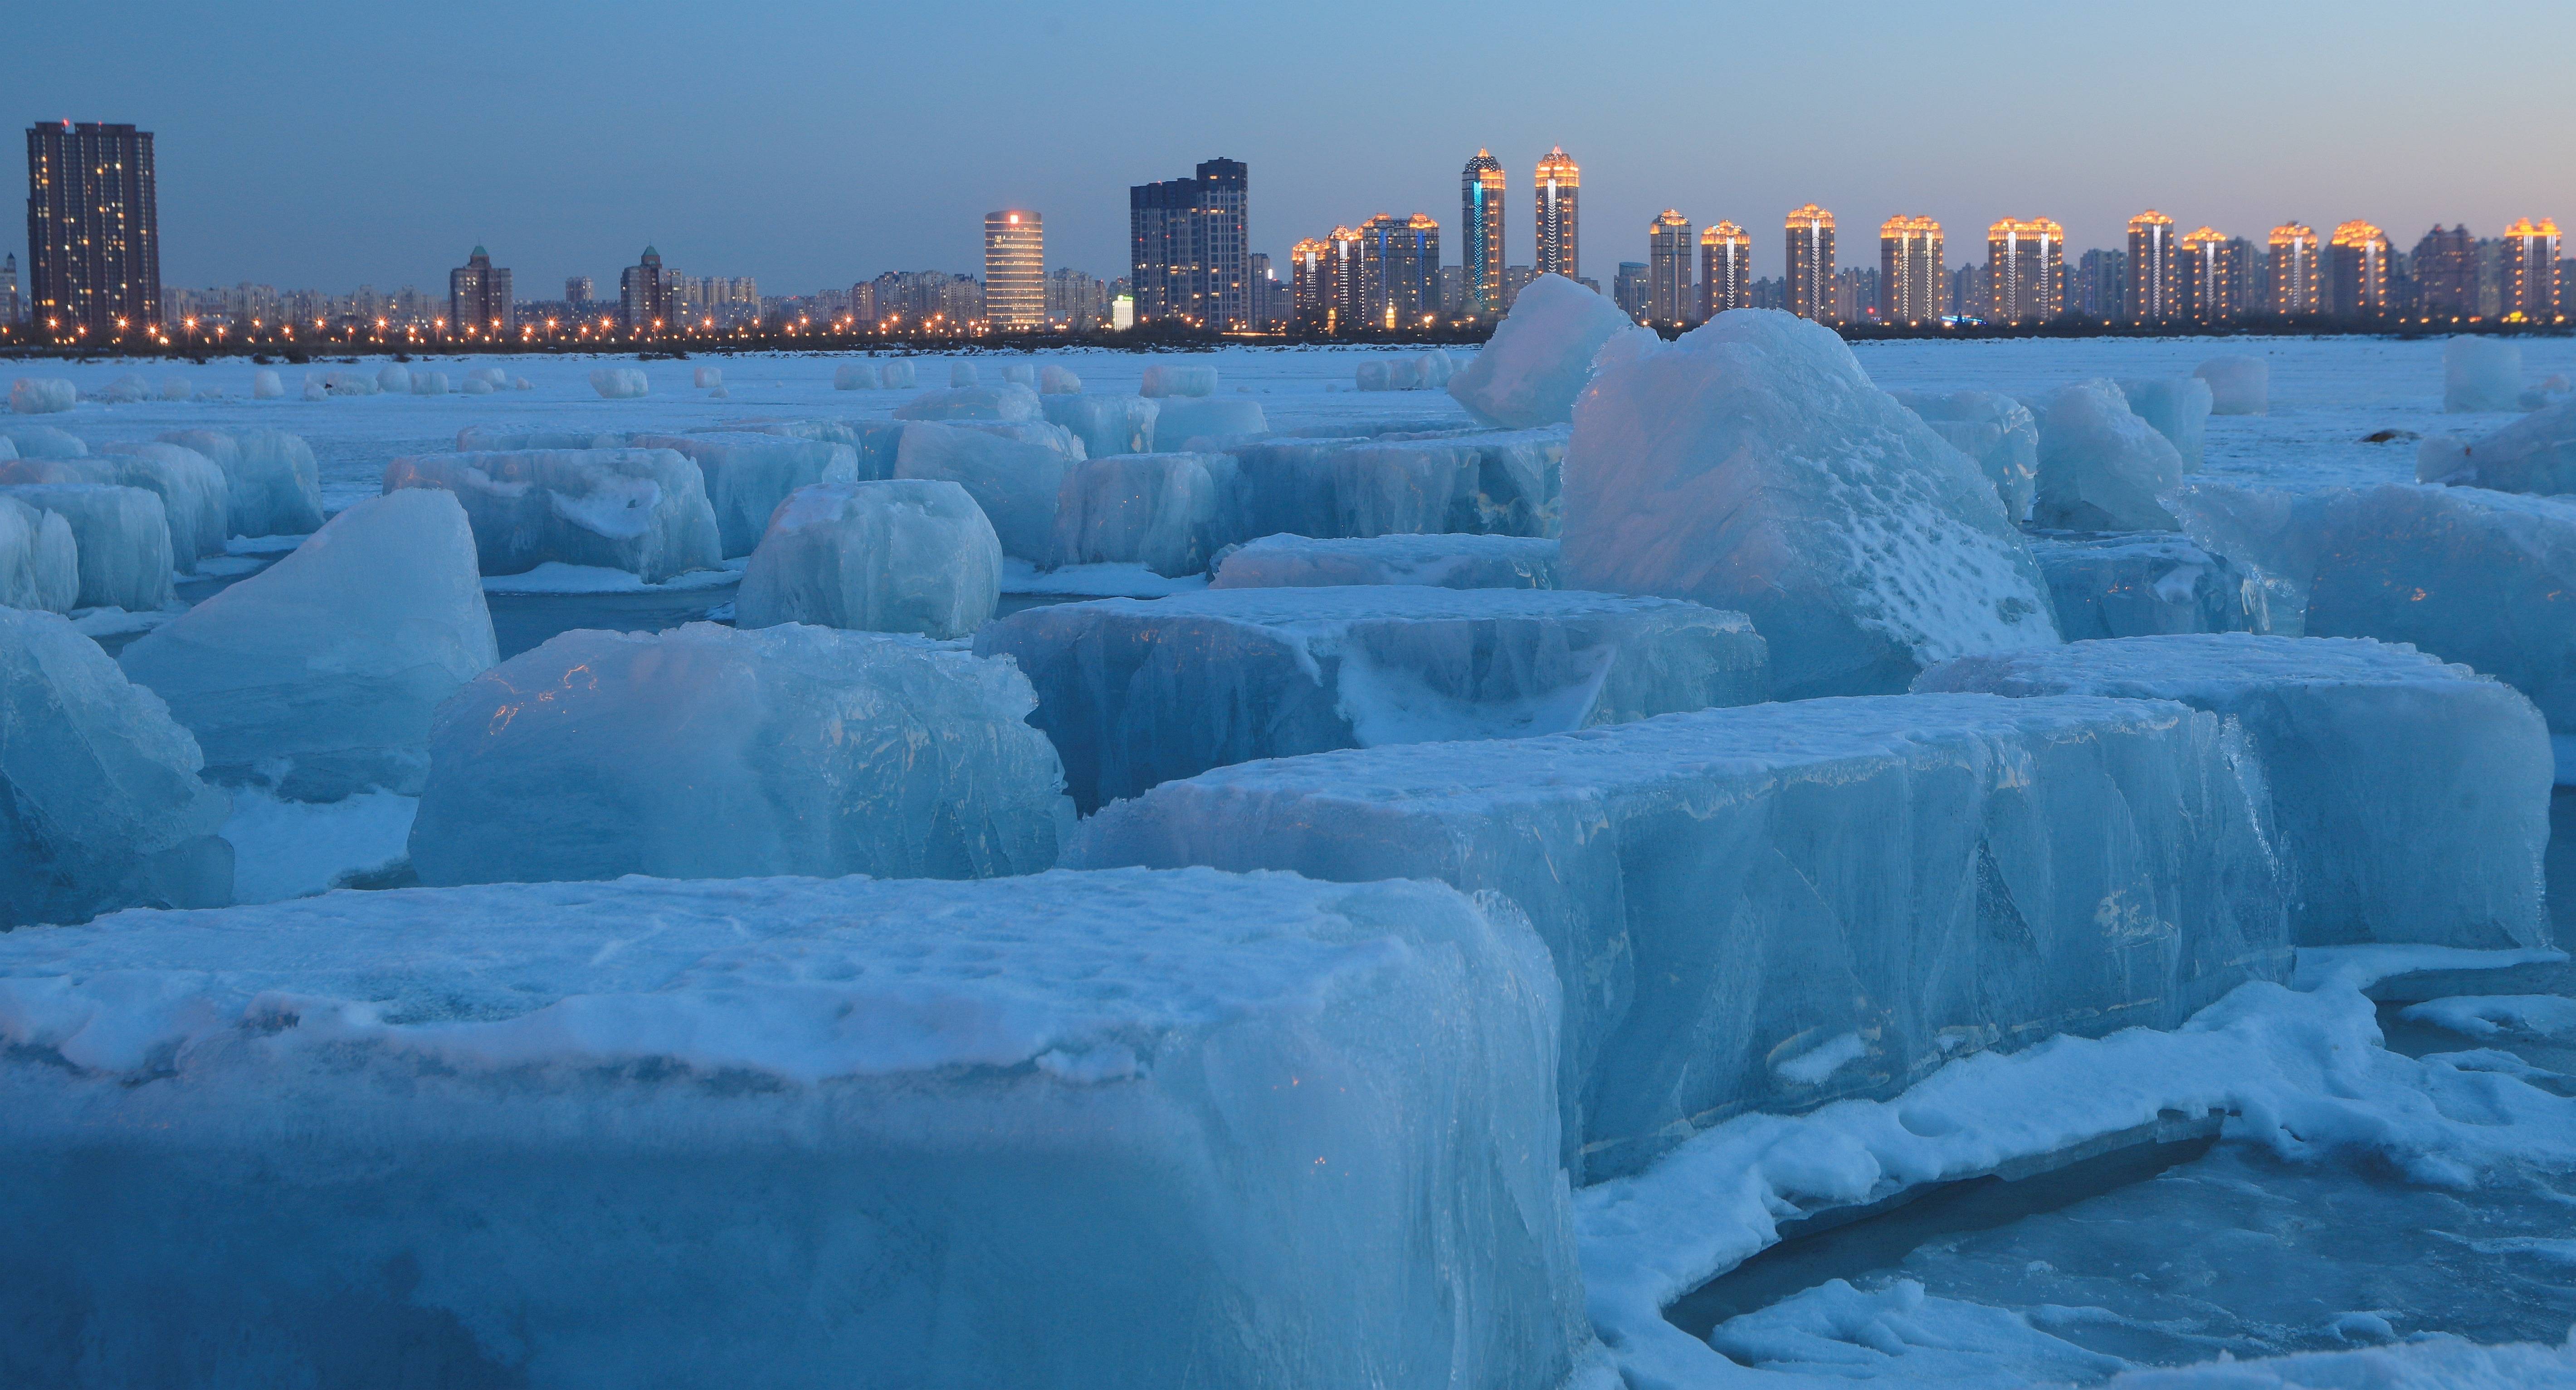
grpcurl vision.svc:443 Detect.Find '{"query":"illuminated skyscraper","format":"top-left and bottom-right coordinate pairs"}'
top-left (2177, 227), bottom-right (2241, 324)
top-left (982, 209), bottom-right (1045, 330)
top-left (1289, 237), bottom-right (1330, 330)
top-left (0, 253), bottom-right (17, 326)
top-left (1461, 149), bottom-right (1506, 318)
top-left (1982, 217), bottom-right (2061, 324)
top-left (1612, 262), bottom-right (1649, 321)
top-left (2127, 210), bottom-right (2178, 324)
top-left (2503, 217), bottom-right (2562, 321)
top-left (2326, 220), bottom-right (2391, 319)
top-left (2270, 223), bottom-right (2322, 316)
top-left (25, 120), bottom-right (160, 334)
top-left (1128, 157), bottom-right (1249, 329)
top-left (1701, 221), bottom-right (1751, 319)
top-left (448, 246), bottom-right (513, 335)
top-left (1328, 225), bottom-right (1365, 333)
top-left (1878, 214), bottom-right (1943, 325)
top-left (619, 246), bottom-right (670, 330)
top-left (1647, 210), bottom-right (1694, 325)
top-left (1360, 214), bottom-right (1441, 328)
top-left (1784, 204), bottom-right (1836, 321)
top-left (2410, 224), bottom-right (2476, 318)
top-left (1534, 147), bottom-right (1580, 281)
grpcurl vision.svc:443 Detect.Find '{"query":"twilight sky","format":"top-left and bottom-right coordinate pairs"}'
top-left (15, 0), bottom-right (2573, 296)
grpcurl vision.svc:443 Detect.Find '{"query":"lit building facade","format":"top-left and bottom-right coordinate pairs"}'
top-left (1701, 221), bottom-right (1751, 319)
top-left (2127, 209), bottom-right (2178, 324)
top-left (1289, 237), bottom-right (1330, 330)
top-left (1985, 217), bottom-right (2062, 324)
top-left (2410, 225), bottom-right (2475, 318)
top-left (1360, 213), bottom-right (1441, 328)
top-left (1461, 149), bottom-right (1506, 318)
top-left (2503, 217), bottom-right (2562, 321)
top-left (448, 246), bottom-right (513, 334)
top-left (0, 253), bottom-right (17, 326)
top-left (2178, 226), bottom-right (2241, 324)
top-left (25, 120), bottom-right (160, 334)
top-left (2269, 223), bottom-right (2322, 316)
top-left (1647, 210), bottom-right (1694, 325)
top-left (619, 246), bottom-right (670, 330)
top-left (1329, 226), bottom-right (1365, 332)
top-left (1784, 204), bottom-right (1836, 322)
top-left (1128, 157), bottom-right (1249, 329)
top-left (1878, 215), bottom-right (1943, 326)
top-left (1534, 147), bottom-right (1580, 282)
top-left (2326, 220), bottom-right (2391, 319)
top-left (982, 209), bottom-right (1045, 330)
top-left (1612, 262), bottom-right (1649, 321)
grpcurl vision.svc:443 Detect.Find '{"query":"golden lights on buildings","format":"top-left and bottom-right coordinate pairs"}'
top-left (1879, 214), bottom-right (1944, 326)
top-left (1701, 220), bottom-right (1751, 319)
top-left (1784, 204), bottom-right (1836, 322)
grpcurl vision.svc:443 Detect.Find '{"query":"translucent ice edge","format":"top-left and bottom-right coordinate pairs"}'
top-left (479, 561), bottom-right (742, 595)
top-left (1575, 967), bottom-right (2576, 1388)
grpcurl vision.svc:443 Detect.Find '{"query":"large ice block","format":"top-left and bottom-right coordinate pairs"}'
top-left (99, 441), bottom-right (230, 563)
top-left (0, 496), bottom-right (77, 613)
top-left (2444, 336), bottom-right (2522, 413)
top-left (454, 427), bottom-right (624, 452)
top-left (1379, 424), bottom-right (1568, 535)
top-left (119, 491), bottom-right (498, 801)
top-left (251, 369), bottom-right (283, 399)
top-left (627, 431), bottom-right (860, 557)
top-left (1069, 692), bottom-right (2287, 1180)
top-left (1053, 453), bottom-right (1226, 577)
top-left (2425, 395), bottom-right (2576, 494)
top-left (2033, 379), bottom-right (2185, 530)
top-left (382, 448), bottom-right (723, 582)
top-left (1039, 364), bottom-right (1081, 394)
top-left (1559, 309), bottom-right (2058, 699)
top-left (0, 608), bottom-right (230, 926)
top-left (589, 368), bottom-right (649, 399)
top-left (2195, 355), bottom-right (2269, 415)
top-left (1154, 397), bottom-right (1266, 446)
top-left (1042, 393), bottom-right (1159, 458)
top-left (733, 480), bottom-right (1000, 639)
top-left (1221, 429), bottom-right (1561, 543)
top-left (879, 360), bottom-right (917, 388)
top-left (0, 423), bottom-right (84, 457)
top-left (159, 428), bottom-right (326, 536)
top-left (1449, 273), bottom-right (1652, 430)
top-left (1213, 533), bottom-right (1561, 591)
top-left (411, 623), bottom-right (1069, 885)
top-left (1890, 389), bottom-right (2039, 521)
top-left (723, 418), bottom-right (905, 480)
top-left (892, 383), bottom-right (1042, 423)
top-left (1140, 363), bottom-right (1217, 398)
top-left (2024, 529), bottom-right (2259, 639)
top-left (975, 585), bottom-right (1769, 812)
top-left (0, 868), bottom-right (1599, 1390)
top-left (0, 483), bottom-right (173, 611)
top-left (1917, 635), bottom-right (2548, 951)
top-left (2113, 376), bottom-right (2213, 470)
top-left (955, 418), bottom-right (1086, 460)
top-left (949, 360), bottom-right (978, 387)
top-left (892, 420), bottom-right (1069, 561)
top-left (10, 379), bottom-right (73, 414)
top-left (832, 361), bottom-right (878, 390)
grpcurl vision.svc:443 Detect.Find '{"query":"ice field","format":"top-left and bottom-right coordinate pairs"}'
top-left (7, 315), bottom-right (2576, 1388)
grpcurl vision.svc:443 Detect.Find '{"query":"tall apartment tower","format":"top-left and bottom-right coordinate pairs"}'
top-left (1701, 221), bottom-right (1751, 319)
top-left (620, 246), bottom-right (670, 330)
top-left (981, 209), bottom-right (1045, 330)
top-left (2126, 210), bottom-right (2178, 324)
top-left (1645, 210), bottom-right (1694, 325)
top-left (2177, 227), bottom-right (2241, 324)
top-left (2502, 218), bottom-right (2562, 321)
top-left (0, 253), bottom-right (18, 326)
top-left (2326, 220), bottom-right (2391, 319)
top-left (1128, 158), bottom-right (1250, 329)
top-left (1360, 214), bottom-right (1441, 328)
top-left (1327, 225), bottom-right (1365, 332)
top-left (2410, 224), bottom-right (2477, 318)
top-left (1784, 204), bottom-right (1836, 322)
top-left (25, 120), bottom-right (160, 334)
top-left (1984, 217), bottom-right (2062, 324)
top-left (1534, 147), bottom-right (1581, 282)
top-left (565, 275), bottom-right (595, 309)
top-left (1461, 149), bottom-right (1506, 318)
top-left (2269, 223), bottom-right (2322, 316)
top-left (448, 246), bottom-right (514, 334)
top-left (1878, 215), bottom-right (1943, 325)
top-left (1289, 237), bottom-right (1330, 330)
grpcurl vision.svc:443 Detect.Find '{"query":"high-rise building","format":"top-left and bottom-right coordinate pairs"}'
top-left (982, 209), bottom-right (1045, 329)
top-left (1833, 266), bottom-right (1878, 323)
top-left (1878, 215), bottom-right (1943, 326)
top-left (448, 246), bottom-right (513, 335)
top-left (620, 246), bottom-right (671, 330)
top-left (2127, 210), bottom-right (2178, 324)
top-left (1784, 204), bottom-right (1835, 322)
top-left (1984, 217), bottom-right (2062, 325)
top-left (2269, 223), bottom-right (2322, 316)
top-left (25, 120), bottom-right (160, 335)
top-left (1360, 213), bottom-right (1440, 328)
top-left (2410, 224), bottom-right (2475, 318)
top-left (1128, 158), bottom-right (1250, 329)
top-left (1044, 268), bottom-right (1109, 329)
top-left (1289, 237), bottom-right (1330, 330)
top-left (2073, 248), bottom-right (2126, 319)
top-left (1461, 149), bottom-right (1506, 318)
top-left (1701, 221), bottom-right (1751, 319)
top-left (565, 276), bottom-right (594, 308)
top-left (1502, 264), bottom-right (1537, 309)
top-left (2326, 220), bottom-right (2391, 319)
top-left (2177, 226), bottom-right (2241, 325)
top-left (1646, 210), bottom-right (1693, 325)
top-left (1247, 252), bottom-right (1286, 329)
top-left (1328, 225), bottom-right (1365, 332)
top-left (0, 253), bottom-right (18, 326)
top-left (1437, 264), bottom-right (1464, 316)
top-left (1612, 262), bottom-right (1649, 321)
top-left (1534, 147), bottom-right (1580, 282)
top-left (2502, 217), bottom-right (2562, 322)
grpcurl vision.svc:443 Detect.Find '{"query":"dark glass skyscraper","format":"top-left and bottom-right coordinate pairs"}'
top-left (25, 120), bottom-right (159, 334)
top-left (1461, 150), bottom-right (1505, 319)
top-left (1128, 158), bottom-right (1249, 330)
top-left (1359, 214), bottom-right (1441, 328)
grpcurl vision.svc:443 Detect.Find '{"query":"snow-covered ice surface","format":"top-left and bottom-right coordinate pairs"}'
top-left (2022, 529), bottom-right (2260, 639)
top-left (1212, 532), bottom-right (1561, 590)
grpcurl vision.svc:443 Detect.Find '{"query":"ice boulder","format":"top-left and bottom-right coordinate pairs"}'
top-left (409, 369), bottom-right (449, 395)
top-left (734, 480), bottom-right (1000, 639)
top-left (1053, 453), bottom-right (1227, 577)
top-left (1222, 432), bottom-right (1556, 542)
top-left (1140, 363), bottom-right (1216, 398)
top-left (891, 420), bottom-right (1070, 561)
top-left (832, 361), bottom-right (878, 390)
top-left (2114, 376), bottom-right (2214, 470)
top-left (2033, 379), bottom-right (2185, 530)
top-left (976, 586), bottom-right (1770, 812)
top-left (250, 369), bottom-right (283, 399)
top-left (1039, 363), bottom-right (1081, 394)
top-left (0, 456), bottom-right (215, 576)
top-left (956, 418), bottom-right (1086, 460)
top-left (950, 360), bottom-right (979, 387)
top-left (0, 608), bottom-right (231, 925)
top-left (0, 496), bottom-right (78, 612)
top-left (1212, 533), bottom-right (1560, 591)
top-left (1449, 273), bottom-right (1652, 430)
top-left (627, 431), bottom-right (860, 557)
top-left (589, 367), bottom-right (649, 399)
top-left (9, 379), bottom-right (73, 414)
top-left (0, 423), bottom-right (83, 457)
top-left (2195, 355), bottom-right (2269, 415)
top-left (159, 376), bottom-right (190, 401)
top-left (0, 484), bottom-right (173, 611)
top-left (1154, 397), bottom-right (1265, 447)
top-left (117, 490), bottom-right (495, 800)
top-left (2423, 395), bottom-right (2576, 494)
top-left (1070, 692), bottom-right (2287, 1179)
top-left (512, 376), bottom-right (532, 391)
top-left (999, 363), bottom-right (1035, 388)
top-left (2444, 336), bottom-right (2522, 413)
top-left (0, 868), bottom-right (1596, 1390)
top-left (455, 426), bottom-right (624, 452)
top-left (99, 441), bottom-right (230, 563)
top-left (2024, 529), bottom-right (2259, 639)
top-left (382, 448), bottom-right (723, 583)
top-left (411, 623), bottom-right (1069, 885)
top-left (155, 428), bottom-right (324, 537)
top-left (879, 359), bottom-right (916, 389)
top-left (1042, 392), bottom-right (1157, 458)
top-left (467, 367), bottom-right (507, 389)
top-left (892, 382), bottom-right (1041, 423)
top-left (317, 369), bottom-right (378, 398)
top-left (1918, 635), bottom-right (2548, 951)
top-left (1560, 308), bottom-right (2058, 699)
top-left (1890, 389), bottom-right (2039, 520)
top-left (459, 377), bottom-right (492, 396)
top-left (1376, 424), bottom-right (1568, 535)
top-left (693, 365), bottom-right (722, 389)
top-left (99, 374), bottom-right (151, 404)
top-left (376, 364), bottom-right (411, 394)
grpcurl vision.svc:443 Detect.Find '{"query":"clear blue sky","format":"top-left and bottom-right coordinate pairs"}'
top-left (15, 0), bottom-right (2572, 295)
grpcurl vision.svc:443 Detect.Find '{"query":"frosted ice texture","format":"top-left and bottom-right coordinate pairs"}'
top-left (1042, 393), bottom-right (1158, 457)
top-left (2114, 376), bottom-right (2213, 469)
top-left (693, 366), bottom-right (722, 389)
top-left (1039, 364), bottom-right (1081, 394)
top-left (588, 367), bottom-right (649, 399)
top-left (976, 585), bottom-right (1769, 812)
top-left (949, 361), bottom-right (978, 387)
top-left (2033, 379), bottom-right (2185, 530)
top-left (382, 448), bottom-right (723, 582)
top-left (832, 362), bottom-right (878, 390)
top-left (1153, 397), bottom-right (1265, 446)
top-left (0, 484), bottom-right (172, 610)
top-left (411, 622), bottom-right (1070, 885)
top-left (2023, 530), bottom-right (2259, 639)
top-left (2427, 395), bottom-right (2576, 493)
top-left (251, 369), bottom-right (283, 399)
top-left (1053, 452), bottom-right (1227, 577)
top-left (159, 428), bottom-right (326, 536)
top-left (119, 491), bottom-right (498, 801)
top-left (0, 424), bottom-right (83, 457)
top-left (10, 379), bottom-right (74, 414)
top-left (627, 431), bottom-right (860, 557)
top-left (1449, 273), bottom-right (1651, 429)
top-left (98, 442), bottom-right (230, 564)
top-left (1890, 389), bottom-right (2039, 520)
top-left (893, 383), bottom-right (1041, 422)
top-left (734, 480), bottom-right (1000, 639)
top-left (1560, 308), bottom-right (2059, 698)
top-left (1213, 533), bottom-right (1560, 591)
top-left (0, 497), bottom-right (76, 613)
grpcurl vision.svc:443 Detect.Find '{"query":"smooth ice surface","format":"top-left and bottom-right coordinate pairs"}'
top-left (10, 379), bottom-right (74, 414)
top-left (2426, 395), bottom-right (2576, 494)
top-left (2445, 336), bottom-right (2522, 413)
top-left (119, 491), bottom-right (498, 801)
top-left (1891, 389), bottom-right (2039, 520)
top-left (2024, 529), bottom-right (2260, 639)
top-left (0, 608), bottom-right (231, 926)
top-left (382, 447), bottom-right (723, 582)
top-left (1041, 392), bottom-right (1158, 457)
top-left (1140, 362), bottom-right (1217, 398)
top-left (0, 868), bottom-right (1602, 1390)
top-left (891, 420), bottom-right (1068, 561)
top-left (0, 483), bottom-right (173, 611)
top-left (411, 622), bottom-right (1070, 885)
top-left (2196, 355), bottom-right (2269, 415)
top-left (98, 440), bottom-right (231, 563)
top-left (981, 585), bottom-right (1769, 812)
top-left (588, 367), bottom-right (649, 399)
top-left (159, 428), bottom-right (325, 536)
top-left (892, 383), bottom-right (1041, 422)
top-left (0, 497), bottom-right (78, 613)
top-left (1154, 396), bottom-right (1266, 446)
top-left (2114, 376), bottom-right (2213, 470)
top-left (1071, 692), bottom-right (2286, 1182)
top-left (1919, 635), bottom-right (2550, 950)
top-left (1213, 533), bottom-right (1561, 590)
top-left (734, 480), bottom-right (999, 638)
top-left (1053, 452), bottom-right (1226, 577)
top-left (1449, 274), bottom-right (1652, 430)
top-left (627, 430), bottom-right (859, 556)
top-left (2034, 379), bottom-right (2186, 530)
top-left (1561, 310), bottom-right (2058, 699)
